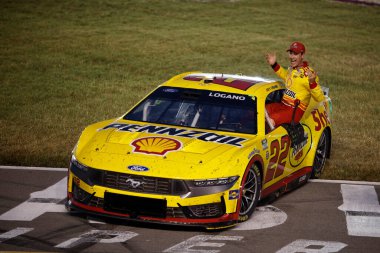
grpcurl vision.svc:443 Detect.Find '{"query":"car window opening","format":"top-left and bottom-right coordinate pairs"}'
top-left (124, 87), bottom-right (257, 135)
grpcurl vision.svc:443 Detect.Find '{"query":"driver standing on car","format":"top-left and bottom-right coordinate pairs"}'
top-left (265, 42), bottom-right (325, 128)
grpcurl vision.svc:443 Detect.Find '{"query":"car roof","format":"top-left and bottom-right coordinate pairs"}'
top-left (160, 72), bottom-right (282, 96)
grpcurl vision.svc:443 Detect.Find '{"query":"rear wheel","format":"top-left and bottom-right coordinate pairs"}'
top-left (311, 129), bottom-right (329, 178)
top-left (238, 164), bottom-right (261, 222)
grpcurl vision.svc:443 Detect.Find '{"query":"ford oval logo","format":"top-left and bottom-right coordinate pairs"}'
top-left (128, 165), bottom-right (149, 172)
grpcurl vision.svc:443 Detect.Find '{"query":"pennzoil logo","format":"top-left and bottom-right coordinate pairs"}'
top-left (131, 137), bottom-right (182, 156)
top-left (102, 123), bottom-right (247, 147)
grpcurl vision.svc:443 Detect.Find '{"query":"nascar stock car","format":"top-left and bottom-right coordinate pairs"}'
top-left (66, 72), bottom-right (332, 229)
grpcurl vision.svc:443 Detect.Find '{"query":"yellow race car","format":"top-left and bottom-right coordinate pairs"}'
top-left (66, 72), bottom-right (332, 229)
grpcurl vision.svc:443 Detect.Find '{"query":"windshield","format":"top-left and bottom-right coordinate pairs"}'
top-left (124, 87), bottom-right (257, 134)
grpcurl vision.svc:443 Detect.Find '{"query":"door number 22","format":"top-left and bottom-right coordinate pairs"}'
top-left (265, 135), bottom-right (290, 183)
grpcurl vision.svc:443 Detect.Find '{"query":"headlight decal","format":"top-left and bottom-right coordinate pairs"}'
top-left (184, 176), bottom-right (239, 198)
top-left (228, 189), bottom-right (240, 200)
top-left (193, 176), bottom-right (239, 187)
top-left (70, 155), bottom-right (101, 186)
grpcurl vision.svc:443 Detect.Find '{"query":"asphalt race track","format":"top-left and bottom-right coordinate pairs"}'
top-left (0, 166), bottom-right (379, 253)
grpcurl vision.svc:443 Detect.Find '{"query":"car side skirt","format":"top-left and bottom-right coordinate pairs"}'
top-left (261, 166), bottom-right (311, 198)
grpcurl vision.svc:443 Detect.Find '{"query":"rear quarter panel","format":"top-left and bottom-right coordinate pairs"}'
top-left (301, 96), bottom-right (333, 166)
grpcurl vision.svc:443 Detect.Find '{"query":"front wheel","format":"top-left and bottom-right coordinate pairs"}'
top-left (311, 129), bottom-right (329, 178)
top-left (238, 163), bottom-right (262, 222)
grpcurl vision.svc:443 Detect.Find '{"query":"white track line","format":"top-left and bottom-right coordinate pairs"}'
top-left (310, 179), bottom-right (380, 186)
top-left (0, 165), bottom-right (379, 185)
top-left (0, 165), bottom-right (67, 172)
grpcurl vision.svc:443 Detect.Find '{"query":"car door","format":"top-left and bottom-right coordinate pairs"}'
top-left (262, 88), bottom-right (313, 188)
top-left (262, 88), bottom-right (301, 187)
top-left (262, 127), bottom-right (292, 186)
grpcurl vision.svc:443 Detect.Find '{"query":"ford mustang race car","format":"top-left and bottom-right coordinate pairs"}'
top-left (66, 72), bottom-right (332, 229)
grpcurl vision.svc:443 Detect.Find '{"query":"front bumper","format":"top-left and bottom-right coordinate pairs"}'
top-left (67, 171), bottom-right (240, 229)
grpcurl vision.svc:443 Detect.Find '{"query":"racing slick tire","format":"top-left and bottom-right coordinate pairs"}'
top-left (311, 129), bottom-right (329, 179)
top-left (238, 163), bottom-right (262, 222)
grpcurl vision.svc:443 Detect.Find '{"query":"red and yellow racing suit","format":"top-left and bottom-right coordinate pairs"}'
top-left (267, 61), bottom-right (325, 126)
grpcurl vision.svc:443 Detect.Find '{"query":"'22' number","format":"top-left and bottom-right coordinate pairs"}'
top-left (264, 135), bottom-right (290, 184)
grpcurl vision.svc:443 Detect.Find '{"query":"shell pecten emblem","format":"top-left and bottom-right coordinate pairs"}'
top-left (131, 137), bottom-right (182, 155)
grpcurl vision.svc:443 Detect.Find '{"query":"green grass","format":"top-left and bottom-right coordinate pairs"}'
top-left (1, 0), bottom-right (379, 181)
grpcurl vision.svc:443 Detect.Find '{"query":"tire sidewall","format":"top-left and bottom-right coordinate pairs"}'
top-left (311, 129), bottom-right (329, 178)
top-left (238, 163), bottom-right (262, 222)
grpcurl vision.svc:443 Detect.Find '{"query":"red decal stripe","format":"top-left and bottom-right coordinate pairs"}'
top-left (184, 75), bottom-right (259, 91)
top-left (69, 197), bottom-right (237, 224)
top-left (184, 76), bottom-right (203, 81)
top-left (211, 78), bottom-right (259, 91)
top-left (261, 167), bottom-right (312, 198)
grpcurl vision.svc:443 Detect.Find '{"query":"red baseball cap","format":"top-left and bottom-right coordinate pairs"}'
top-left (287, 42), bottom-right (306, 54)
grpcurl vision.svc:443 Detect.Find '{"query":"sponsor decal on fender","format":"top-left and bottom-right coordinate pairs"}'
top-left (73, 176), bottom-right (80, 186)
top-left (131, 137), bottom-right (182, 156)
top-left (229, 189), bottom-right (240, 200)
top-left (261, 139), bottom-right (268, 150)
top-left (248, 148), bottom-right (260, 160)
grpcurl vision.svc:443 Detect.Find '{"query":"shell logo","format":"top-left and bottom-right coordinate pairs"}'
top-left (131, 137), bottom-right (182, 155)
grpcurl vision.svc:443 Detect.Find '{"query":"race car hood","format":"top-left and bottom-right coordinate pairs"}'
top-left (74, 120), bottom-right (257, 179)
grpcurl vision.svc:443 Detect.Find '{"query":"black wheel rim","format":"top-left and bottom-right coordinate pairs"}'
top-left (313, 131), bottom-right (327, 176)
top-left (240, 167), bottom-right (258, 215)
